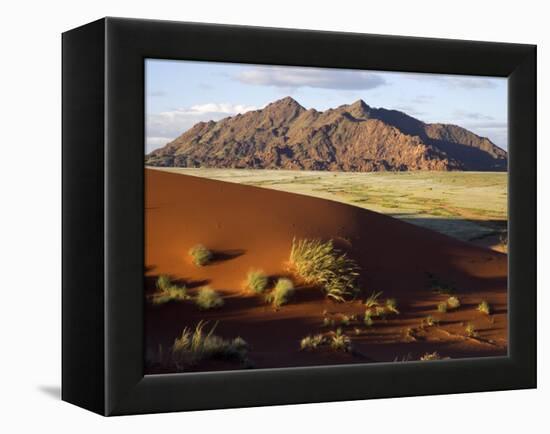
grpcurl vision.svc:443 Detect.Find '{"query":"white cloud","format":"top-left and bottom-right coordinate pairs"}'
top-left (235, 67), bottom-right (386, 90)
top-left (406, 74), bottom-right (500, 89)
top-left (146, 103), bottom-right (258, 153)
top-left (454, 109), bottom-right (495, 121)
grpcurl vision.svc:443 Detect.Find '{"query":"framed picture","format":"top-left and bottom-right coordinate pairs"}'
top-left (62, 17), bottom-right (536, 416)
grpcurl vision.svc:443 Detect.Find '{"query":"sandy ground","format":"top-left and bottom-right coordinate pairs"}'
top-left (145, 168), bottom-right (508, 374)
top-left (155, 167), bottom-right (507, 252)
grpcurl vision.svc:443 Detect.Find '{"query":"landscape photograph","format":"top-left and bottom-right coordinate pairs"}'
top-left (144, 60), bottom-right (508, 374)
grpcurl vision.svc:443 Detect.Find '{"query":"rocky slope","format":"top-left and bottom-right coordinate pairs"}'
top-left (146, 97), bottom-right (507, 171)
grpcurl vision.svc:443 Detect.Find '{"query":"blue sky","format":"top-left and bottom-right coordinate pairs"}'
top-left (145, 59), bottom-right (507, 153)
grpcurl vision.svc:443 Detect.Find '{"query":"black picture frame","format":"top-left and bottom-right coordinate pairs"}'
top-left (62, 17), bottom-right (536, 416)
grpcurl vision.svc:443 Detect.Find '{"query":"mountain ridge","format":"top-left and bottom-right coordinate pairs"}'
top-left (146, 97), bottom-right (507, 172)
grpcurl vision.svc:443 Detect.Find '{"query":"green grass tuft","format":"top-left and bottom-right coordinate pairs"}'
top-left (465, 322), bottom-right (478, 337)
top-left (195, 286), bottom-right (224, 310)
top-left (245, 269), bottom-right (268, 294)
top-left (437, 301), bottom-right (448, 313)
top-left (171, 321), bottom-right (248, 368)
top-left (330, 328), bottom-right (352, 352)
top-left (300, 334), bottom-right (325, 351)
top-left (288, 238), bottom-right (359, 301)
top-left (364, 290), bottom-right (383, 308)
top-left (447, 296), bottom-right (461, 310)
top-left (477, 300), bottom-right (491, 315)
top-left (420, 351), bottom-right (443, 361)
top-left (265, 277), bottom-right (295, 308)
top-left (188, 244), bottom-right (213, 266)
top-left (150, 275), bottom-right (189, 305)
top-left (385, 298), bottom-right (399, 314)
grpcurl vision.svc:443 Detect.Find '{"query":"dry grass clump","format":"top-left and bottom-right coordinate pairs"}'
top-left (477, 300), bottom-right (491, 315)
top-left (188, 244), bottom-right (213, 266)
top-left (385, 298), bottom-right (399, 314)
top-left (364, 290), bottom-right (383, 308)
top-left (265, 277), bottom-right (295, 308)
top-left (245, 269), bottom-right (268, 294)
top-left (150, 275), bottom-right (189, 305)
top-left (420, 351), bottom-right (443, 361)
top-left (422, 315), bottom-right (438, 327)
top-left (300, 334), bottom-right (325, 351)
top-left (363, 311), bottom-right (374, 327)
top-left (288, 238), bottom-right (359, 301)
top-left (195, 286), bottom-right (224, 310)
top-left (171, 321), bottom-right (248, 368)
top-left (330, 328), bottom-right (352, 352)
top-left (465, 322), bottom-right (478, 337)
top-left (447, 296), bottom-right (461, 310)
top-left (437, 301), bottom-right (448, 313)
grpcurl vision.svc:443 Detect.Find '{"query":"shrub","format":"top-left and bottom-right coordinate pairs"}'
top-left (171, 321), bottom-right (248, 368)
top-left (245, 269), bottom-right (268, 294)
top-left (195, 286), bottom-right (224, 310)
top-left (364, 311), bottom-right (374, 327)
top-left (330, 328), bottom-right (352, 352)
top-left (288, 238), bottom-right (359, 301)
top-left (437, 301), bottom-right (448, 313)
top-left (477, 300), bottom-right (491, 315)
top-left (465, 322), bottom-right (478, 337)
top-left (364, 290), bottom-right (383, 308)
top-left (447, 296), bottom-right (461, 310)
top-left (151, 275), bottom-right (189, 305)
top-left (266, 278), bottom-right (295, 308)
top-left (189, 244), bottom-right (213, 266)
top-left (300, 334), bottom-right (325, 350)
top-left (385, 298), bottom-right (399, 314)
top-left (420, 351), bottom-right (442, 361)
top-left (423, 315), bottom-right (438, 327)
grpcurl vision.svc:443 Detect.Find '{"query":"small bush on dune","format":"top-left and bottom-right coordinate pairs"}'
top-left (300, 334), bottom-right (325, 351)
top-left (465, 322), bottom-right (478, 337)
top-left (447, 296), bottom-right (461, 310)
top-left (477, 300), bottom-right (491, 315)
top-left (385, 298), bottom-right (399, 314)
top-left (363, 311), bottom-right (374, 327)
top-left (289, 238), bottom-right (359, 302)
top-left (171, 321), bottom-right (248, 368)
top-left (437, 301), bottom-right (448, 313)
top-left (330, 328), bottom-right (352, 352)
top-left (150, 275), bottom-right (189, 305)
top-left (420, 351), bottom-right (443, 361)
top-left (195, 286), bottom-right (224, 310)
top-left (265, 277), bottom-right (295, 308)
top-left (189, 244), bottom-right (213, 266)
top-left (364, 290), bottom-right (383, 308)
top-left (245, 269), bottom-right (268, 294)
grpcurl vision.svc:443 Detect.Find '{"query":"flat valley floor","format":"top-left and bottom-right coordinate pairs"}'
top-left (145, 168), bottom-right (508, 374)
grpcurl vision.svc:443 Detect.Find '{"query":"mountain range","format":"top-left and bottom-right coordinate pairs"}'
top-left (145, 97), bottom-right (507, 172)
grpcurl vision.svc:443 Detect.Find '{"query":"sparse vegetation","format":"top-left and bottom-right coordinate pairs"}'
top-left (477, 300), bottom-right (491, 315)
top-left (245, 269), bottom-right (268, 294)
top-left (265, 277), bottom-right (295, 308)
top-left (423, 315), bottom-right (438, 327)
top-left (150, 275), bottom-right (189, 305)
top-left (364, 290), bottom-right (383, 308)
top-left (437, 301), bottom-right (448, 313)
top-left (300, 334), bottom-right (325, 350)
top-left (189, 244), bottom-right (213, 266)
top-left (170, 321), bottom-right (248, 368)
top-left (330, 328), bottom-right (352, 352)
top-left (288, 238), bottom-right (359, 301)
top-left (195, 286), bottom-right (224, 310)
top-left (363, 311), bottom-right (374, 327)
top-left (420, 351), bottom-right (443, 361)
top-left (447, 296), bottom-right (461, 310)
top-left (385, 298), bottom-right (399, 314)
top-left (465, 322), bottom-right (478, 337)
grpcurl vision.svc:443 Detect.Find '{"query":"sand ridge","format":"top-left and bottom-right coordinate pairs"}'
top-left (145, 168), bottom-right (507, 373)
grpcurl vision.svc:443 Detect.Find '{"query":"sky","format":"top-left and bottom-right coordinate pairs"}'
top-left (145, 59), bottom-right (507, 154)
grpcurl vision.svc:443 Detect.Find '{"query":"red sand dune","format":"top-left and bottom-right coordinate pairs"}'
top-left (145, 168), bottom-right (508, 372)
